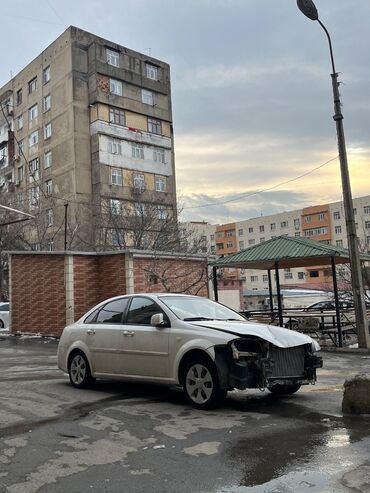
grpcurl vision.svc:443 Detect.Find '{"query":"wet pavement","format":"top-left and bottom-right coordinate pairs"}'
top-left (0, 335), bottom-right (370, 493)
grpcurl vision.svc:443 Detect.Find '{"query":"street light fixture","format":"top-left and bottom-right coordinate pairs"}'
top-left (297, 0), bottom-right (370, 348)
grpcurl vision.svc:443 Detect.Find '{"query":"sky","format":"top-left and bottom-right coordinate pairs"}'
top-left (1, 0), bottom-right (370, 224)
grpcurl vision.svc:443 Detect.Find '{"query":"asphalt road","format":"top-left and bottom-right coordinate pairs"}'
top-left (0, 335), bottom-right (370, 493)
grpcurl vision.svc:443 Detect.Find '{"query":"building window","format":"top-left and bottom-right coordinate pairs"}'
top-left (333, 211), bottom-right (341, 220)
top-left (141, 89), bottom-right (154, 105)
top-left (226, 240), bottom-right (233, 248)
top-left (131, 142), bottom-right (144, 159)
top-left (238, 229), bottom-right (244, 236)
top-left (309, 271), bottom-right (319, 278)
top-left (216, 243), bottom-right (224, 250)
top-left (31, 243), bottom-right (40, 251)
top-left (148, 117), bottom-right (161, 135)
top-left (29, 186), bottom-right (39, 207)
top-left (44, 123), bottom-right (52, 140)
top-left (366, 236), bottom-right (370, 246)
top-left (28, 77), bottom-right (37, 94)
top-left (318, 212), bottom-right (325, 221)
top-left (109, 78), bottom-right (123, 96)
top-left (251, 276), bottom-right (258, 282)
top-left (18, 140), bottom-right (24, 154)
top-left (153, 147), bottom-right (165, 163)
top-left (43, 66), bottom-right (50, 84)
top-left (45, 179), bottom-right (52, 196)
top-left (109, 107), bottom-right (124, 126)
top-left (270, 223), bottom-right (276, 231)
top-left (248, 227), bottom-right (253, 233)
top-left (259, 225), bottom-right (264, 232)
top-left (110, 198), bottom-right (122, 215)
top-left (210, 234), bottom-right (214, 241)
top-left (47, 241), bottom-right (54, 252)
top-left (106, 48), bottom-right (120, 67)
top-left (210, 245), bottom-right (216, 254)
top-left (157, 205), bottom-right (168, 220)
top-left (304, 227), bottom-right (328, 237)
top-left (47, 208), bottom-right (53, 226)
top-left (29, 104), bottom-right (38, 121)
top-left (304, 216), bottom-right (311, 223)
top-left (216, 232), bottom-right (224, 239)
top-left (43, 95), bottom-right (51, 112)
top-left (262, 275), bottom-right (268, 282)
top-left (135, 202), bottom-right (145, 216)
top-left (133, 173), bottom-right (145, 189)
top-left (284, 272), bottom-right (293, 279)
top-left (108, 139), bottom-right (122, 155)
top-left (111, 168), bottom-right (123, 186)
top-left (112, 229), bottom-right (123, 247)
top-left (44, 151), bottom-right (52, 169)
top-left (18, 192), bottom-right (24, 205)
top-left (29, 158), bottom-right (39, 181)
top-left (364, 206), bottom-right (370, 215)
top-left (239, 240), bottom-right (244, 249)
top-left (16, 89), bottom-right (22, 105)
top-left (29, 130), bottom-right (38, 147)
top-left (281, 221), bottom-right (288, 228)
top-left (155, 175), bottom-right (166, 192)
top-left (17, 115), bottom-right (23, 130)
top-left (335, 225), bottom-right (342, 234)
top-left (365, 221), bottom-right (370, 229)
top-left (146, 64), bottom-right (158, 80)
top-left (226, 231), bottom-right (233, 237)
top-left (295, 232), bottom-right (300, 237)
top-left (294, 218), bottom-right (300, 230)
top-left (260, 238), bottom-right (265, 243)
top-left (248, 239), bottom-right (255, 245)
top-left (298, 272), bottom-right (305, 280)
top-left (336, 239), bottom-right (343, 247)
top-left (17, 166), bottom-right (24, 182)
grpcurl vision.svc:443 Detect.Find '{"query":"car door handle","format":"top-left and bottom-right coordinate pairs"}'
top-left (123, 330), bottom-right (135, 337)
top-left (87, 329), bottom-right (96, 335)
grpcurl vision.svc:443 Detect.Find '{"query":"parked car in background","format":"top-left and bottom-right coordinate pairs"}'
top-left (57, 294), bottom-right (322, 409)
top-left (0, 303), bottom-right (10, 329)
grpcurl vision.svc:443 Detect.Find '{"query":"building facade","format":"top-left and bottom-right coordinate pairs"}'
top-left (0, 27), bottom-right (176, 251)
top-left (185, 194), bottom-right (370, 291)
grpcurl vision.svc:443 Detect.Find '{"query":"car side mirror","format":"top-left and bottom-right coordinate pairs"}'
top-left (150, 313), bottom-right (169, 328)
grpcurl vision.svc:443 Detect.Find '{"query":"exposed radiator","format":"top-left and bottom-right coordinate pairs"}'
top-left (268, 345), bottom-right (306, 378)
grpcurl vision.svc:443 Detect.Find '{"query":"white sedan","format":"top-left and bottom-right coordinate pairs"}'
top-left (57, 294), bottom-right (322, 409)
top-left (0, 302), bottom-right (10, 329)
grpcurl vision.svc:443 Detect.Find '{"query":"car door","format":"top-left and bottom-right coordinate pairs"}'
top-left (84, 297), bottom-right (129, 375)
top-left (121, 296), bottom-right (170, 378)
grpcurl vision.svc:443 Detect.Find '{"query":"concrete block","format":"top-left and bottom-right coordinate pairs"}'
top-left (342, 373), bottom-right (370, 414)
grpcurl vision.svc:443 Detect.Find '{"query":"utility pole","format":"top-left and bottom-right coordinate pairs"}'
top-left (64, 203), bottom-right (68, 251)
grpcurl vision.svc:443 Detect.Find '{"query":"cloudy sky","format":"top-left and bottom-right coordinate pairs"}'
top-left (2, 0), bottom-right (370, 223)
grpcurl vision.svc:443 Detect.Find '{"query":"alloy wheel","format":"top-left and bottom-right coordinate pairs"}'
top-left (185, 363), bottom-right (214, 405)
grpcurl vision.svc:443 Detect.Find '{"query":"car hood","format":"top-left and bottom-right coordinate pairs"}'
top-left (190, 320), bottom-right (315, 349)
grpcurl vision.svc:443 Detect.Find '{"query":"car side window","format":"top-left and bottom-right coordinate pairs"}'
top-left (95, 298), bottom-right (129, 324)
top-left (0, 304), bottom-right (9, 311)
top-left (84, 307), bottom-right (100, 324)
top-left (126, 297), bottom-right (168, 325)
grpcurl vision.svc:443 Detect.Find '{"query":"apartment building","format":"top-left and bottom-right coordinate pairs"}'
top-left (185, 194), bottom-right (370, 290)
top-left (0, 26), bottom-right (176, 251)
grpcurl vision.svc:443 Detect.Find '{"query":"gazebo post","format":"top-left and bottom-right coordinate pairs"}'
top-left (212, 266), bottom-right (219, 302)
top-left (331, 256), bottom-right (343, 347)
top-left (274, 261), bottom-right (283, 327)
top-left (267, 269), bottom-right (274, 313)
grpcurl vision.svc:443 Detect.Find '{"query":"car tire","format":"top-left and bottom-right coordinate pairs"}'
top-left (68, 351), bottom-right (95, 389)
top-left (182, 356), bottom-right (226, 410)
top-left (268, 384), bottom-right (301, 395)
top-left (0, 319), bottom-right (4, 328)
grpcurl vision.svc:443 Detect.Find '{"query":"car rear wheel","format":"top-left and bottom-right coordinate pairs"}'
top-left (68, 352), bottom-right (95, 389)
top-left (183, 357), bottom-right (226, 410)
top-left (0, 319), bottom-right (4, 328)
top-left (268, 383), bottom-right (301, 395)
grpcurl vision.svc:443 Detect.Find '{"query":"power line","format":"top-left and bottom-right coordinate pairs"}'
top-left (183, 155), bottom-right (339, 210)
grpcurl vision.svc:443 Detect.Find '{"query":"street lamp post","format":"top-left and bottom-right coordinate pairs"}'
top-left (297, 0), bottom-right (370, 348)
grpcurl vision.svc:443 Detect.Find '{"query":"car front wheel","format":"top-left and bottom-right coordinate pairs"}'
top-left (68, 352), bottom-right (95, 388)
top-left (183, 357), bottom-right (226, 410)
top-left (268, 383), bottom-right (301, 395)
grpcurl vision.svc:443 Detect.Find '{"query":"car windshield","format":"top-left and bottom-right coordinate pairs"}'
top-left (159, 296), bottom-right (245, 322)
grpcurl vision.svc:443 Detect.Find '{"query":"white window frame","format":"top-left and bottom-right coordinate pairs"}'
top-left (131, 143), bottom-right (144, 159)
top-left (106, 48), bottom-right (120, 67)
top-left (148, 118), bottom-right (161, 135)
top-left (110, 198), bottom-right (122, 215)
top-left (157, 205), bottom-right (167, 220)
top-left (133, 173), bottom-right (145, 190)
top-left (47, 208), bottom-right (53, 226)
top-left (111, 168), bottom-right (123, 186)
top-left (45, 179), bottom-right (52, 196)
top-left (29, 130), bottom-right (38, 147)
top-left (155, 175), bottom-right (166, 192)
top-left (17, 166), bottom-right (24, 182)
top-left (28, 77), bottom-right (37, 94)
top-left (17, 114), bottom-right (23, 130)
top-left (109, 78), bottom-right (123, 96)
top-left (364, 206), bottom-right (370, 215)
top-left (29, 104), bottom-right (38, 121)
top-left (43, 66), bottom-right (50, 84)
top-left (335, 225), bottom-right (342, 234)
top-left (47, 241), bottom-right (54, 252)
top-left (108, 139), bottom-right (122, 155)
top-left (44, 123), bottom-right (52, 140)
top-left (141, 89), bottom-right (154, 105)
top-left (29, 186), bottom-right (39, 207)
top-left (43, 95), bottom-right (51, 112)
top-left (333, 211), bottom-right (341, 220)
top-left (135, 202), bottom-right (145, 216)
top-left (29, 158), bottom-right (39, 181)
top-left (153, 147), bottom-right (165, 163)
top-left (146, 64), bottom-right (158, 80)
top-left (44, 151), bottom-right (52, 169)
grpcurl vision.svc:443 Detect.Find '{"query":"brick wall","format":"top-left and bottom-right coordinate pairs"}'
top-left (10, 252), bottom-right (209, 336)
top-left (11, 254), bottom-right (66, 336)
